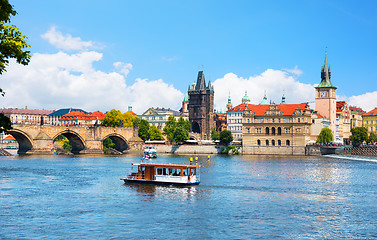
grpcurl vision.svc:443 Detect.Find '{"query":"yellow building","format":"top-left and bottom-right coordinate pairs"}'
top-left (363, 108), bottom-right (377, 134)
top-left (242, 103), bottom-right (312, 155)
top-left (350, 106), bottom-right (365, 129)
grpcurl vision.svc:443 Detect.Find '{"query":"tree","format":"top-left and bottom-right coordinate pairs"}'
top-left (138, 119), bottom-right (150, 141)
top-left (211, 128), bottom-right (220, 141)
top-left (103, 137), bottom-right (115, 150)
top-left (102, 109), bottom-right (124, 127)
top-left (122, 112), bottom-right (138, 127)
top-left (0, 0), bottom-right (31, 133)
top-left (149, 125), bottom-right (164, 140)
top-left (220, 130), bottom-right (233, 145)
top-left (163, 116), bottom-right (190, 143)
top-left (163, 116), bottom-right (177, 142)
top-left (62, 140), bottom-right (72, 152)
top-left (369, 132), bottom-right (377, 144)
top-left (316, 127), bottom-right (333, 144)
top-left (350, 127), bottom-right (368, 147)
top-left (173, 126), bottom-right (189, 143)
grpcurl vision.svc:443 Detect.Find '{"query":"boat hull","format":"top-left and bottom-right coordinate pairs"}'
top-left (121, 178), bottom-right (200, 186)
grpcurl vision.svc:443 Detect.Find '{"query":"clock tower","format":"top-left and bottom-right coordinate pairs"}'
top-left (315, 52), bottom-right (337, 137)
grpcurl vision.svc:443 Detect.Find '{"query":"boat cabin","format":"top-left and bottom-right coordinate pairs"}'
top-left (124, 163), bottom-right (200, 185)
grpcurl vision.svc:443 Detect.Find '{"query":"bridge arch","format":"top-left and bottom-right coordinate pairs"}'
top-left (8, 129), bottom-right (34, 154)
top-left (103, 133), bottom-right (129, 152)
top-left (53, 130), bottom-right (86, 154)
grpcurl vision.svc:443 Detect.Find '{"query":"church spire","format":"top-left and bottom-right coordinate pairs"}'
top-left (317, 50), bottom-right (336, 88)
top-left (226, 91), bottom-right (233, 111)
top-left (195, 71), bottom-right (206, 90)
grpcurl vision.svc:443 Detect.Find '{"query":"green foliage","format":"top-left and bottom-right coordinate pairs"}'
top-left (163, 116), bottom-right (190, 143)
top-left (220, 130), bottom-right (233, 145)
top-left (62, 140), bottom-right (72, 152)
top-left (149, 125), bottom-right (164, 140)
top-left (211, 128), bottom-right (220, 141)
top-left (103, 137), bottom-right (115, 149)
top-left (102, 109), bottom-right (138, 127)
top-left (350, 127), bottom-right (368, 147)
top-left (173, 126), bottom-right (189, 143)
top-left (163, 116), bottom-right (177, 142)
top-left (368, 132), bottom-right (377, 144)
top-left (54, 134), bottom-right (66, 141)
top-left (0, 113), bottom-right (11, 133)
top-left (138, 119), bottom-right (150, 141)
top-left (221, 145), bottom-right (240, 155)
top-left (0, 0), bottom-right (31, 132)
top-left (0, 0), bottom-right (31, 75)
top-left (316, 127), bottom-right (333, 144)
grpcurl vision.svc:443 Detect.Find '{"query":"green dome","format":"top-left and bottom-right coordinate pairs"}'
top-left (242, 91), bottom-right (250, 103)
top-left (183, 93), bottom-right (189, 102)
top-left (259, 95), bottom-right (269, 105)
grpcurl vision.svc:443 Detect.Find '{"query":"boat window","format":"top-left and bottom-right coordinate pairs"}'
top-left (182, 169), bottom-right (187, 176)
top-left (190, 168), bottom-right (195, 176)
top-left (174, 169), bottom-right (181, 176)
top-left (156, 168), bottom-right (163, 175)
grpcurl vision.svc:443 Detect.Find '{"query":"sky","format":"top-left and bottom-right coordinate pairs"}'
top-left (1, 0), bottom-right (377, 113)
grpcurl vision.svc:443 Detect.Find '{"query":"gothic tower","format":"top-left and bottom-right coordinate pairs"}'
top-left (315, 52), bottom-right (337, 136)
top-left (188, 71), bottom-right (214, 140)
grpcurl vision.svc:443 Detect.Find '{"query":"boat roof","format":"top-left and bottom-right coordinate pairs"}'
top-left (132, 162), bottom-right (200, 168)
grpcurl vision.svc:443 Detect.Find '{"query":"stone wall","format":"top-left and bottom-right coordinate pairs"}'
top-left (155, 144), bottom-right (225, 155)
top-left (242, 146), bottom-right (306, 155)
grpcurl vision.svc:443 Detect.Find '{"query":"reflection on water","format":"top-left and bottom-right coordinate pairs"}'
top-left (125, 183), bottom-right (198, 201)
top-left (1, 154), bottom-right (377, 239)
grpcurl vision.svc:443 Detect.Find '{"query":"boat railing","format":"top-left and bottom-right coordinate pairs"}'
top-left (127, 172), bottom-right (145, 180)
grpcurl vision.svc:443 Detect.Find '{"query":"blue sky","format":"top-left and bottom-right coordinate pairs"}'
top-left (2, 0), bottom-right (377, 113)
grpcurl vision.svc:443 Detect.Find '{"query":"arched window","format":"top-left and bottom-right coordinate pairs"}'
top-left (278, 140), bottom-right (281, 146)
top-left (266, 140), bottom-right (269, 146)
top-left (272, 127), bottom-right (276, 135)
top-left (286, 140), bottom-right (290, 146)
top-left (272, 140), bottom-right (275, 146)
top-left (257, 140), bottom-right (261, 146)
top-left (266, 127), bottom-right (270, 135)
top-left (277, 127), bottom-right (281, 135)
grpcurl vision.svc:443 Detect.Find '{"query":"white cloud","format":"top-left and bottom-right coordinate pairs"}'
top-left (41, 26), bottom-right (97, 51)
top-left (212, 69), bottom-right (315, 112)
top-left (282, 65), bottom-right (303, 76)
top-left (1, 52), bottom-right (183, 114)
top-left (348, 92), bottom-right (377, 112)
top-left (113, 62), bottom-right (133, 77)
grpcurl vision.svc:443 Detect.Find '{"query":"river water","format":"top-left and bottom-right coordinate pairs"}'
top-left (1, 154), bottom-right (377, 239)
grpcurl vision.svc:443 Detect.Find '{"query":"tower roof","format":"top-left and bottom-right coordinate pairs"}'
top-left (183, 92), bottom-right (189, 102)
top-left (242, 91), bottom-right (250, 103)
top-left (259, 92), bottom-right (269, 105)
top-left (195, 71), bottom-right (206, 90)
top-left (316, 51), bottom-right (336, 88)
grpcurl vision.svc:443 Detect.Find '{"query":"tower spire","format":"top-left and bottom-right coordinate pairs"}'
top-left (318, 50), bottom-right (335, 88)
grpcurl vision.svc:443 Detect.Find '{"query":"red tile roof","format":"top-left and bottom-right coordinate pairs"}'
top-left (60, 111), bottom-right (104, 121)
top-left (363, 108), bottom-right (377, 116)
top-left (228, 103), bottom-right (308, 116)
top-left (126, 111), bottom-right (137, 117)
top-left (3, 135), bottom-right (16, 141)
top-left (349, 106), bottom-right (365, 114)
top-left (336, 101), bottom-right (346, 110)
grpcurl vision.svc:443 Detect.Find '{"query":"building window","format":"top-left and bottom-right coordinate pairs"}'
top-left (257, 140), bottom-right (261, 146)
top-left (266, 127), bottom-right (270, 135)
top-left (266, 140), bottom-right (269, 146)
top-left (246, 128), bottom-right (250, 134)
top-left (285, 128), bottom-right (291, 134)
top-left (298, 118), bottom-right (300, 123)
top-left (286, 140), bottom-right (290, 146)
top-left (272, 140), bottom-right (275, 146)
top-left (272, 127), bottom-right (276, 135)
top-left (366, 120), bottom-right (369, 124)
top-left (278, 140), bottom-right (281, 146)
top-left (247, 118), bottom-right (250, 123)
top-left (277, 127), bottom-right (281, 135)
top-left (256, 128), bottom-right (261, 134)
top-left (371, 120), bottom-right (374, 124)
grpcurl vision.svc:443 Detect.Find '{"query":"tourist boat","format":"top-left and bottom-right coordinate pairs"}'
top-left (121, 162), bottom-right (200, 186)
top-left (143, 145), bottom-right (157, 158)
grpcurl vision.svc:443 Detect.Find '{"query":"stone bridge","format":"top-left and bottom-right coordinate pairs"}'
top-left (8, 124), bottom-right (143, 155)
